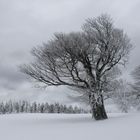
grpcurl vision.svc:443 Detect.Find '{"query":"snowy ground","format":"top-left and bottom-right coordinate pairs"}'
top-left (0, 113), bottom-right (139, 140)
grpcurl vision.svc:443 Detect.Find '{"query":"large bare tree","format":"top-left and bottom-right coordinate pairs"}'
top-left (20, 15), bottom-right (132, 120)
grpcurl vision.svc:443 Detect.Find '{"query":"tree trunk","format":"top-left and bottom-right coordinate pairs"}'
top-left (90, 94), bottom-right (108, 120)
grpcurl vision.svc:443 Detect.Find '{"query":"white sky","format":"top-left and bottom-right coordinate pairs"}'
top-left (0, 0), bottom-right (140, 102)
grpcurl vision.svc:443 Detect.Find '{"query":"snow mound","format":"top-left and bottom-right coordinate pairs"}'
top-left (0, 113), bottom-right (139, 140)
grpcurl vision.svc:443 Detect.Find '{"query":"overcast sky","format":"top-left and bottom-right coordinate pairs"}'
top-left (0, 0), bottom-right (140, 102)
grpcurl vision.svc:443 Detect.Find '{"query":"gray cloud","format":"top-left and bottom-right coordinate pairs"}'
top-left (0, 0), bottom-right (140, 102)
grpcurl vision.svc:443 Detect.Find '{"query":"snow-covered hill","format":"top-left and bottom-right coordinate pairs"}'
top-left (0, 113), bottom-right (139, 140)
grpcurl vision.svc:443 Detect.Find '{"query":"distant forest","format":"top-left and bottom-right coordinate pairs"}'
top-left (0, 101), bottom-right (88, 114)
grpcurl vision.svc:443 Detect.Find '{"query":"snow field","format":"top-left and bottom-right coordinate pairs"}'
top-left (0, 113), bottom-right (139, 140)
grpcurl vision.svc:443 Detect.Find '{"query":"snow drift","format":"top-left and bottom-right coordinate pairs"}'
top-left (0, 113), bottom-right (139, 140)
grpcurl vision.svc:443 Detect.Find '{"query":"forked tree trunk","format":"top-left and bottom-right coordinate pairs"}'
top-left (90, 94), bottom-right (108, 120)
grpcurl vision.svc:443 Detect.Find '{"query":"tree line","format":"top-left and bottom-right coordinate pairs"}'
top-left (0, 100), bottom-right (88, 114)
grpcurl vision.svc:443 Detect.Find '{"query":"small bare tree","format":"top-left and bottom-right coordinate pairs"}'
top-left (112, 79), bottom-right (131, 113)
top-left (131, 65), bottom-right (140, 96)
top-left (131, 65), bottom-right (140, 109)
top-left (20, 14), bottom-right (132, 120)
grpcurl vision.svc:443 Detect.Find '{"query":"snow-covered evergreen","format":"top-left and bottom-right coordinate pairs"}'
top-left (0, 100), bottom-right (88, 114)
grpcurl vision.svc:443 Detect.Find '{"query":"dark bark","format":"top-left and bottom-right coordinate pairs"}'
top-left (91, 94), bottom-right (108, 120)
top-left (92, 103), bottom-right (108, 120)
